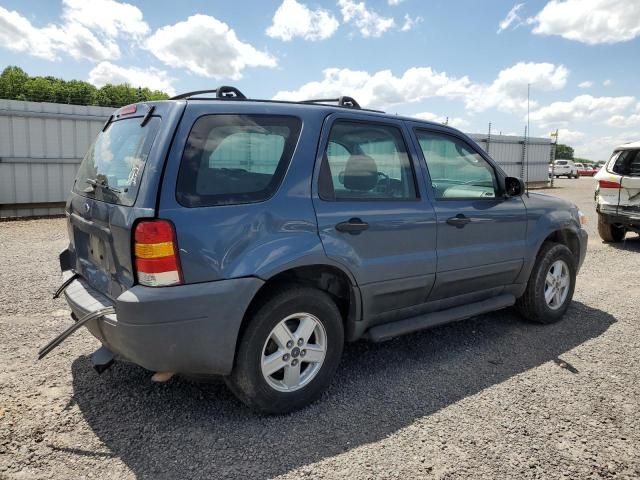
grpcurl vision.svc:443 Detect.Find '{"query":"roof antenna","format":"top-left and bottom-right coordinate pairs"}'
top-left (526, 83), bottom-right (531, 195)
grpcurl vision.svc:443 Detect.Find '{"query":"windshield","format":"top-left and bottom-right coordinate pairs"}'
top-left (72, 117), bottom-right (161, 206)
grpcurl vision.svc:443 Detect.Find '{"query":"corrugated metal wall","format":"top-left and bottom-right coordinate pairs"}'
top-left (0, 100), bottom-right (114, 218)
top-left (0, 100), bottom-right (551, 218)
top-left (470, 133), bottom-right (551, 185)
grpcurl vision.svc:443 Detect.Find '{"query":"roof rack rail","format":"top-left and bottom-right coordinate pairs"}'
top-left (302, 96), bottom-right (361, 109)
top-left (170, 85), bottom-right (247, 100)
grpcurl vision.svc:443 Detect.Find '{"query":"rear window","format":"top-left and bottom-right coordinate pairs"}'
top-left (73, 117), bottom-right (161, 206)
top-left (611, 149), bottom-right (640, 177)
top-left (555, 160), bottom-right (568, 165)
top-left (176, 115), bottom-right (301, 207)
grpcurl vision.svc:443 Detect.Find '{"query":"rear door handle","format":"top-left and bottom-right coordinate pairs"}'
top-left (446, 214), bottom-right (471, 228)
top-left (335, 218), bottom-right (369, 234)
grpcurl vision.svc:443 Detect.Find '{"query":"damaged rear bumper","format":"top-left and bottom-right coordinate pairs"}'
top-left (62, 275), bottom-right (263, 375)
top-left (598, 209), bottom-right (640, 233)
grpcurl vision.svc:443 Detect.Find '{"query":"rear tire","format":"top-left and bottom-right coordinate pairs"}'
top-left (598, 215), bottom-right (625, 242)
top-left (516, 242), bottom-right (576, 324)
top-left (226, 285), bottom-right (344, 414)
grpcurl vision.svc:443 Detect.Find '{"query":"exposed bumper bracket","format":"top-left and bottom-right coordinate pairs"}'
top-left (52, 273), bottom-right (79, 299)
top-left (38, 307), bottom-right (115, 360)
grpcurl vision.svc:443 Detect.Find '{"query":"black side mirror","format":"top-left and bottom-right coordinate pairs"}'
top-left (504, 176), bottom-right (525, 197)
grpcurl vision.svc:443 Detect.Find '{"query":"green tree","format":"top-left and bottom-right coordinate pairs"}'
top-left (556, 144), bottom-right (574, 160)
top-left (0, 65), bottom-right (169, 107)
top-left (65, 80), bottom-right (98, 105)
top-left (0, 66), bottom-right (29, 99)
top-left (23, 77), bottom-right (56, 103)
top-left (95, 84), bottom-right (139, 107)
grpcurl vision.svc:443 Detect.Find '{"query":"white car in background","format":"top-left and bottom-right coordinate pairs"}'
top-left (594, 141), bottom-right (640, 242)
top-left (550, 159), bottom-right (578, 178)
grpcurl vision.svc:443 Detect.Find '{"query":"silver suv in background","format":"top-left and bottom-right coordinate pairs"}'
top-left (595, 141), bottom-right (640, 242)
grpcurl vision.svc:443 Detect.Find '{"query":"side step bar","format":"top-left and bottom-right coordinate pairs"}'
top-left (366, 293), bottom-right (516, 342)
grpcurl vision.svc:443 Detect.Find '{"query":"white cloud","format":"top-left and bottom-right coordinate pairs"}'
top-left (555, 128), bottom-right (585, 143)
top-left (603, 79), bottom-right (612, 87)
top-left (88, 62), bottom-right (176, 95)
top-left (530, 0), bottom-right (640, 45)
top-left (530, 94), bottom-right (636, 127)
top-left (466, 62), bottom-right (568, 112)
top-left (272, 66), bottom-right (473, 109)
top-left (273, 61), bottom-right (567, 113)
top-left (606, 113), bottom-right (640, 128)
top-left (61, 0), bottom-right (149, 39)
top-left (267, 0), bottom-right (339, 41)
top-left (578, 81), bottom-right (593, 89)
top-left (411, 112), bottom-right (469, 128)
top-left (338, 0), bottom-right (395, 37)
top-left (0, 5), bottom-right (119, 62)
top-left (0, 6), bottom-right (60, 60)
top-left (497, 3), bottom-right (524, 33)
top-left (572, 131), bottom-right (638, 160)
top-left (387, 0), bottom-right (404, 5)
top-left (48, 23), bottom-right (120, 62)
top-left (146, 15), bottom-right (277, 80)
top-left (401, 14), bottom-right (423, 32)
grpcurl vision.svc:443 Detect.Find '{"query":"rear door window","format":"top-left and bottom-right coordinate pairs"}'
top-left (73, 117), bottom-right (161, 206)
top-left (176, 115), bottom-right (301, 207)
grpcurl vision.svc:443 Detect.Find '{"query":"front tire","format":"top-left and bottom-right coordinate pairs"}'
top-left (516, 242), bottom-right (576, 324)
top-left (226, 286), bottom-right (344, 414)
top-left (598, 215), bottom-right (625, 242)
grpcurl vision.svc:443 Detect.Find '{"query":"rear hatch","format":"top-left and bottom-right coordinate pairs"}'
top-left (616, 148), bottom-right (640, 217)
top-left (66, 102), bottom-right (183, 299)
top-left (596, 147), bottom-right (640, 218)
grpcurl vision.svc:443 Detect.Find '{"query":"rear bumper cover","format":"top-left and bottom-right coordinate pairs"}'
top-left (597, 209), bottom-right (640, 230)
top-left (64, 276), bottom-right (263, 375)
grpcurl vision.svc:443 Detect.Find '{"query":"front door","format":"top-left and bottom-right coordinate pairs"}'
top-left (312, 115), bottom-right (437, 322)
top-left (412, 127), bottom-right (528, 300)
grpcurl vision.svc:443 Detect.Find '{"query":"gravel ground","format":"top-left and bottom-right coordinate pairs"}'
top-left (1, 177), bottom-right (639, 479)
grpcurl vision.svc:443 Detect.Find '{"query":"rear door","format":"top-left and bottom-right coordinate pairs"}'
top-left (66, 102), bottom-right (182, 299)
top-left (312, 114), bottom-right (437, 322)
top-left (411, 127), bottom-right (527, 300)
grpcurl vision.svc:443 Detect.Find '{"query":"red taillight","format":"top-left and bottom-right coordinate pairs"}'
top-left (134, 220), bottom-right (182, 287)
top-left (598, 179), bottom-right (622, 189)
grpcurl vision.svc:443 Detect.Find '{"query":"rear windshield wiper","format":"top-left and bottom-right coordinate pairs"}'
top-left (85, 178), bottom-right (122, 194)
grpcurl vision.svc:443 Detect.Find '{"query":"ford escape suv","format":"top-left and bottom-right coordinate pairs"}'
top-left (43, 87), bottom-right (588, 414)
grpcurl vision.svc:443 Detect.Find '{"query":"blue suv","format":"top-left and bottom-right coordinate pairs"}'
top-left (44, 87), bottom-right (588, 414)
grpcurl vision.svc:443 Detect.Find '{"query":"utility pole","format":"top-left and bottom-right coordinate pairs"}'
top-left (550, 129), bottom-right (559, 187)
top-left (526, 83), bottom-right (530, 192)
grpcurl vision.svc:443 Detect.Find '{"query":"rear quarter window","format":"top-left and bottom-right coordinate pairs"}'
top-left (176, 115), bottom-right (302, 207)
top-left (611, 149), bottom-right (640, 177)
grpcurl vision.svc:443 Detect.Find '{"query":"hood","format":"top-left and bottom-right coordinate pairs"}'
top-left (523, 191), bottom-right (578, 212)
